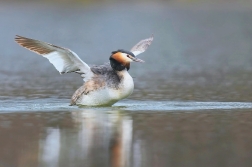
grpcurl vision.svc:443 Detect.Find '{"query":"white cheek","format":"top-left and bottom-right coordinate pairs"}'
top-left (127, 57), bottom-right (133, 62)
top-left (121, 53), bottom-right (133, 62)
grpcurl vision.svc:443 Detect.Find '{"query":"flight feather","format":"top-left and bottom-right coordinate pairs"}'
top-left (15, 35), bottom-right (93, 82)
top-left (130, 35), bottom-right (153, 56)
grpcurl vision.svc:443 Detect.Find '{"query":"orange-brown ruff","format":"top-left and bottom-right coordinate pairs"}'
top-left (15, 35), bottom-right (153, 106)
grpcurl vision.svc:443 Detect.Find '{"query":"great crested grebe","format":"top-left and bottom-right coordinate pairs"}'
top-left (15, 35), bottom-right (153, 106)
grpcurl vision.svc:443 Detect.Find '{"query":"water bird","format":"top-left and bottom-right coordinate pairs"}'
top-left (15, 35), bottom-right (153, 106)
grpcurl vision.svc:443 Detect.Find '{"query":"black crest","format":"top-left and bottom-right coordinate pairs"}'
top-left (111, 49), bottom-right (136, 57)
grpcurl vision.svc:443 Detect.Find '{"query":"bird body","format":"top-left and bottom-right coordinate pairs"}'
top-left (72, 69), bottom-right (134, 106)
top-left (15, 35), bottom-right (153, 106)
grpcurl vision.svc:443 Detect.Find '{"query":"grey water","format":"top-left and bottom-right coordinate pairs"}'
top-left (1, 2), bottom-right (252, 167)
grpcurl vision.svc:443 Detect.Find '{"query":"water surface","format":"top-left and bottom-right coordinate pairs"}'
top-left (1, 2), bottom-right (252, 167)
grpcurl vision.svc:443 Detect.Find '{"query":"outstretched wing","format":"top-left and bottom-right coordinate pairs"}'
top-left (15, 35), bottom-right (93, 82)
top-left (130, 35), bottom-right (153, 56)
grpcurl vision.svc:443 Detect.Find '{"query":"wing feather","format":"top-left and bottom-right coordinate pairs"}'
top-left (15, 35), bottom-right (93, 81)
top-left (130, 35), bottom-right (154, 56)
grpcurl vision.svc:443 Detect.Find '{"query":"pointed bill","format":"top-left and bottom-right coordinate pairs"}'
top-left (130, 35), bottom-right (153, 56)
top-left (131, 57), bottom-right (145, 63)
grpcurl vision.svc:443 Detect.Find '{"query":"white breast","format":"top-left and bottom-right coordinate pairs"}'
top-left (115, 70), bottom-right (134, 99)
top-left (76, 70), bottom-right (134, 106)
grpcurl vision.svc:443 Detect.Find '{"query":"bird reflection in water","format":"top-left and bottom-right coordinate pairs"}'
top-left (39, 109), bottom-right (133, 167)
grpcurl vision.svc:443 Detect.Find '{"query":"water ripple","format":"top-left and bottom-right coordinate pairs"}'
top-left (1, 99), bottom-right (252, 113)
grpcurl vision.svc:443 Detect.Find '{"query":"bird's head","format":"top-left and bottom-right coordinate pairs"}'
top-left (109, 49), bottom-right (144, 71)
